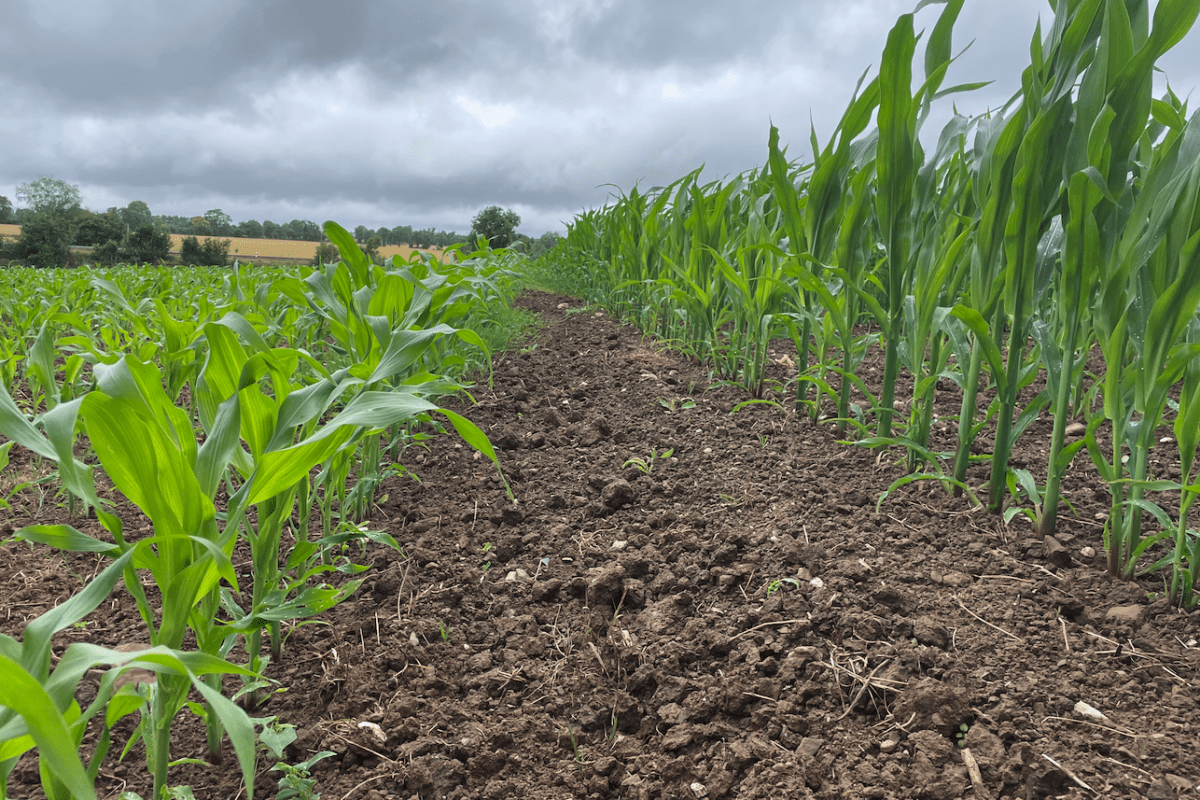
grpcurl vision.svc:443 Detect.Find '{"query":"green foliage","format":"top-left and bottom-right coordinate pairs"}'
top-left (471, 206), bottom-right (521, 249)
top-left (468, 303), bottom-right (542, 365)
top-left (13, 214), bottom-right (76, 268)
top-left (280, 220), bottom-right (321, 241)
top-left (0, 224), bottom-right (523, 795)
top-left (120, 201), bottom-right (153, 232)
top-left (122, 225), bottom-right (172, 265)
top-left (622, 448), bottom-right (673, 475)
top-left (311, 242), bottom-right (338, 266)
top-left (16, 177), bottom-right (81, 217)
top-left (539, 0), bottom-right (1200, 603)
top-left (204, 238), bottom-right (230, 266)
top-left (179, 236), bottom-right (231, 267)
top-left (0, 195), bottom-right (13, 223)
top-left (92, 240), bottom-right (122, 267)
top-left (364, 235), bottom-right (383, 264)
top-left (236, 219), bottom-right (263, 239)
top-left (178, 237), bottom-right (203, 266)
top-left (256, 718), bottom-right (335, 800)
top-left (203, 210), bottom-right (233, 237)
top-left (529, 231), bottom-right (561, 257)
top-left (271, 751), bottom-right (335, 800)
top-left (73, 210), bottom-right (125, 248)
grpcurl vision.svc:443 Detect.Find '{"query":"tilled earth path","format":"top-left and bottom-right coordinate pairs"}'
top-left (4, 290), bottom-right (1200, 800)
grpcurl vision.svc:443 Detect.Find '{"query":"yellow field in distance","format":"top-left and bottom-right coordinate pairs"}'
top-left (0, 224), bottom-right (444, 263)
top-left (181, 234), bottom-right (444, 262)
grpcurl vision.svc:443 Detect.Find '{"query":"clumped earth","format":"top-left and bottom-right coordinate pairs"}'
top-left (3, 290), bottom-right (1199, 800)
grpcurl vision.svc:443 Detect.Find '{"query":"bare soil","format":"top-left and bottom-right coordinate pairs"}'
top-left (3, 290), bottom-right (1199, 800)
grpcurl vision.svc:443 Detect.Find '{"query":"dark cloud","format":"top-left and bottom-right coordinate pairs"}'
top-left (2, 0), bottom-right (1197, 237)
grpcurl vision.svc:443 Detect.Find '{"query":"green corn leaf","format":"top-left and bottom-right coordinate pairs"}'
top-left (323, 220), bottom-right (371, 289)
top-left (0, 380), bottom-right (57, 460)
top-left (238, 385), bottom-right (278, 462)
top-left (434, 408), bottom-right (513, 502)
top-left (366, 324), bottom-right (459, 384)
top-left (13, 526), bottom-right (121, 555)
top-left (0, 658), bottom-right (96, 800)
top-left (84, 391), bottom-right (213, 541)
top-left (195, 392), bottom-right (242, 499)
top-left (40, 398), bottom-right (103, 512)
top-left (767, 124), bottom-right (806, 254)
top-left (949, 305), bottom-right (1006, 390)
top-left (19, 549), bottom-right (137, 681)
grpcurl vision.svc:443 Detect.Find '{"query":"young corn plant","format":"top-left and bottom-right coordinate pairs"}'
top-left (1037, 0), bottom-right (1200, 537)
top-left (1088, 107), bottom-right (1200, 580)
top-left (2, 355), bottom-right (264, 800)
top-left (871, 0), bottom-right (979, 442)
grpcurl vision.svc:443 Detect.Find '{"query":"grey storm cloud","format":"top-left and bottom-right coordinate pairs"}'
top-left (2, 0), bottom-right (1198, 237)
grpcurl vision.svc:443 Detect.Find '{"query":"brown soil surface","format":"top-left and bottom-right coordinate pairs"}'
top-left (3, 290), bottom-right (1200, 800)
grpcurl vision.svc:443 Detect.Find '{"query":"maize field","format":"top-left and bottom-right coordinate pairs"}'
top-left (2, 1), bottom-right (1200, 798)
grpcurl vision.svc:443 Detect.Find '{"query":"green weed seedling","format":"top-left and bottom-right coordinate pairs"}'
top-left (623, 448), bottom-right (673, 475)
top-left (566, 725), bottom-right (588, 766)
top-left (657, 398), bottom-right (696, 413)
top-left (272, 751), bottom-right (336, 800)
top-left (766, 577), bottom-right (801, 596)
top-left (255, 718), bottom-right (335, 800)
top-left (479, 543), bottom-right (493, 582)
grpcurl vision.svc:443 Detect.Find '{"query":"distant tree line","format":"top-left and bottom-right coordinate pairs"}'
top-left (352, 224), bottom-right (468, 250)
top-left (0, 179), bottom-right (176, 267)
top-left (155, 213), bottom-right (325, 242)
top-left (1, 177), bottom-right (560, 267)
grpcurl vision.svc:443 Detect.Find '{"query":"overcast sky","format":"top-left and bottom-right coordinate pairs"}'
top-left (2, 1), bottom-right (1197, 238)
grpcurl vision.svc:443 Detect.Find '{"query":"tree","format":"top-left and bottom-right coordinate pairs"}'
top-left (529, 231), bottom-right (562, 258)
top-left (262, 220), bottom-right (282, 239)
top-left (121, 200), bottom-right (153, 231)
top-left (179, 236), bottom-right (204, 266)
top-left (200, 238), bottom-right (230, 267)
top-left (13, 214), bottom-right (75, 267)
top-left (122, 225), bottom-right (172, 264)
top-left (298, 220), bottom-right (322, 240)
top-left (365, 235), bottom-right (383, 265)
top-left (189, 216), bottom-right (211, 234)
top-left (353, 225), bottom-right (371, 243)
top-left (470, 206), bottom-right (521, 249)
top-left (152, 214), bottom-right (191, 234)
top-left (74, 209), bottom-right (125, 247)
top-left (0, 195), bottom-right (12, 223)
top-left (203, 209), bottom-right (233, 236)
top-left (286, 219), bottom-right (322, 241)
top-left (181, 235), bottom-right (230, 267)
top-left (391, 225), bottom-right (413, 246)
top-left (16, 177), bottom-right (81, 217)
top-left (92, 239), bottom-right (121, 267)
top-left (313, 242), bottom-right (339, 266)
top-left (236, 219), bottom-right (263, 239)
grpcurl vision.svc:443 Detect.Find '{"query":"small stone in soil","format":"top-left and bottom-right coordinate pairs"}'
top-left (1106, 605), bottom-right (1146, 628)
top-left (1043, 535), bottom-right (1073, 568)
top-left (797, 737), bottom-right (826, 758)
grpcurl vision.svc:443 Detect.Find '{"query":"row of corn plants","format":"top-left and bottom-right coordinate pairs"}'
top-left (0, 225), bottom-right (518, 799)
top-left (529, 0), bottom-right (1200, 605)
